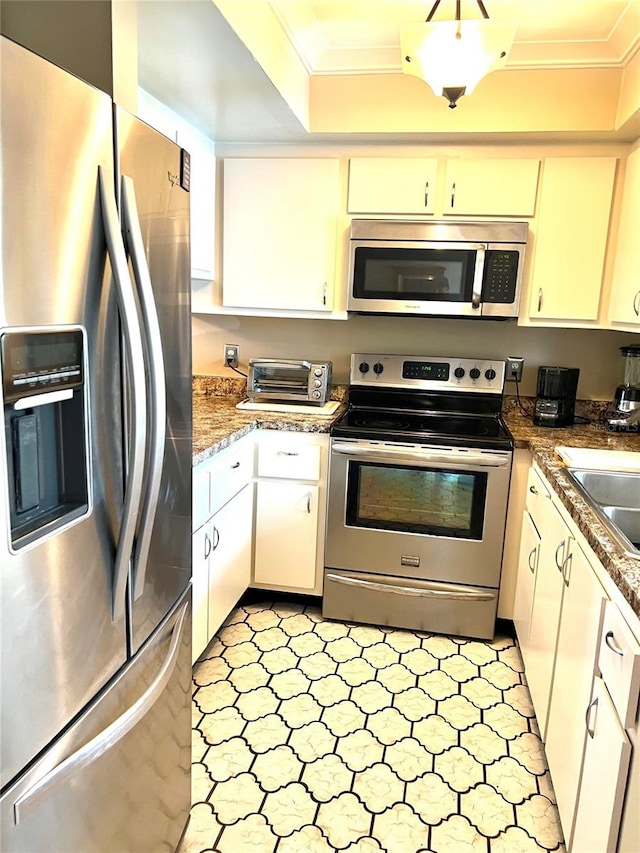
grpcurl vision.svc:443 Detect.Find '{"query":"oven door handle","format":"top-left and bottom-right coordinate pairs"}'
top-left (331, 442), bottom-right (511, 468)
top-left (325, 572), bottom-right (495, 601)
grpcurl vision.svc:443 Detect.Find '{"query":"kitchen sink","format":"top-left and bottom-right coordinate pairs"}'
top-left (569, 470), bottom-right (640, 509)
top-left (602, 507), bottom-right (640, 551)
top-left (566, 467), bottom-right (640, 559)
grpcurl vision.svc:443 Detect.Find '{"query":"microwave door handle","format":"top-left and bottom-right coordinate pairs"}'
top-left (121, 176), bottom-right (167, 601)
top-left (471, 245), bottom-right (485, 310)
top-left (98, 166), bottom-right (147, 623)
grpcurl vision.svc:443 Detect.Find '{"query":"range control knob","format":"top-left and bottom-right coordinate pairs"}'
top-left (454, 367), bottom-right (465, 379)
top-left (373, 362), bottom-right (384, 375)
top-left (359, 362), bottom-right (370, 374)
top-left (485, 368), bottom-right (497, 381)
top-left (314, 368), bottom-right (323, 376)
top-left (469, 367), bottom-right (481, 380)
top-left (312, 390), bottom-right (321, 398)
top-left (314, 379), bottom-right (322, 388)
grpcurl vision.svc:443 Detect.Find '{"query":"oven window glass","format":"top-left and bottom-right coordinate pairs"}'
top-left (346, 462), bottom-right (487, 539)
top-left (353, 247), bottom-right (477, 302)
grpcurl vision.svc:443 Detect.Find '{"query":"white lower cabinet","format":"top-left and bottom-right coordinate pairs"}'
top-left (544, 539), bottom-right (606, 843)
top-left (252, 431), bottom-right (329, 596)
top-left (191, 435), bottom-right (255, 662)
top-left (515, 464), bottom-right (640, 853)
top-left (571, 675), bottom-right (632, 853)
top-left (208, 484), bottom-right (253, 637)
top-left (254, 481), bottom-right (319, 590)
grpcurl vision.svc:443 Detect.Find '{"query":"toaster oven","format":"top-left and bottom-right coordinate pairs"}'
top-left (247, 359), bottom-right (332, 405)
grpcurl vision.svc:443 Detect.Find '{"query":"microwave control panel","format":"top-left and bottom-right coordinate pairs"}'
top-left (482, 250), bottom-right (520, 304)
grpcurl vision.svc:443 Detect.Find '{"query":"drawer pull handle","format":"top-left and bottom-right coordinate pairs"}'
top-left (277, 451), bottom-right (299, 456)
top-left (204, 532), bottom-right (212, 560)
top-left (634, 290), bottom-right (640, 317)
top-left (585, 696), bottom-right (598, 738)
top-left (529, 485), bottom-right (538, 495)
top-left (528, 546), bottom-right (537, 573)
top-left (450, 182), bottom-right (456, 208)
top-left (212, 526), bottom-right (220, 552)
top-left (555, 541), bottom-right (565, 571)
top-left (538, 288), bottom-right (543, 312)
top-left (424, 181), bottom-right (429, 207)
top-left (230, 462), bottom-right (240, 469)
top-left (605, 630), bottom-right (624, 656)
top-left (306, 492), bottom-right (311, 514)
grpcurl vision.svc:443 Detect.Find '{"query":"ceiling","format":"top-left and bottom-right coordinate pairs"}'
top-left (136, 0), bottom-right (640, 143)
top-left (270, 0), bottom-right (638, 72)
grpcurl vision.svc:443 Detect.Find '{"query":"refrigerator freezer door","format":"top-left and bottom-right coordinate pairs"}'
top-left (0, 590), bottom-right (192, 853)
top-left (0, 37), bottom-right (128, 790)
top-left (116, 109), bottom-right (192, 654)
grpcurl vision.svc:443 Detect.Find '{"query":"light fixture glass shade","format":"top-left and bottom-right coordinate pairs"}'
top-left (400, 18), bottom-right (516, 107)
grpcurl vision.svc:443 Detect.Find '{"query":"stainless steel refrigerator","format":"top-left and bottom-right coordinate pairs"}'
top-left (0, 36), bottom-right (193, 852)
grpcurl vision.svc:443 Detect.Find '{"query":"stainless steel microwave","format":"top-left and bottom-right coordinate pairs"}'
top-left (247, 359), bottom-right (332, 405)
top-left (348, 219), bottom-right (528, 319)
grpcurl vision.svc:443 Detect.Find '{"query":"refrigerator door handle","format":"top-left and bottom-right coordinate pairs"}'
top-left (12, 598), bottom-right (188, 826)
top-left (98, 166), bottom-right (148, 622)
top-left (121, 176), bottom-right (167, 601)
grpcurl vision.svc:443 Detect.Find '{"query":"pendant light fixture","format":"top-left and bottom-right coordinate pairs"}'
top-left (400, 0), bottom-right (516, 109)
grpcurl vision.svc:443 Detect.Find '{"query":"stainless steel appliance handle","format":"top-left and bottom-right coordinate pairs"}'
top-left (13, 599), bottom-right (188, 825)
top-left (471, 245), bottom-right (486, 310)
top-left (98, 166), bottom-right (147, 622)
top-left (324, 572), bottom-right (495, 601)
top-left (331, 441), bottom-right (511, 468)
top-left (121, 176), bottom-right (167, 601)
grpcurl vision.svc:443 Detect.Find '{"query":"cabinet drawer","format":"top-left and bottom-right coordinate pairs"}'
top-left (525, 466), bottom-right (551, 532)
top-left (598, 600), bottom-right (640, 729)
top-left (257, 438), bottom-right (321, 481)
top-left (210, 440), bottom-right (254, 516)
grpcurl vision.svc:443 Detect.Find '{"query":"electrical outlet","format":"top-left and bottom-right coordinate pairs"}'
top-left (506, 356), bottom-right (524, 382)
top-left (224, 344), bottom-right (239, 368)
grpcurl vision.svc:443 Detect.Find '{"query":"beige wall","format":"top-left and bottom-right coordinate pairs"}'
top-left (193, 313), bottom-right (630, 401)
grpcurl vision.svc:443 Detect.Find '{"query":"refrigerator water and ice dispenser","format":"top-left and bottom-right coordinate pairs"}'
top-left (2, 328), bottom-right (89, 549)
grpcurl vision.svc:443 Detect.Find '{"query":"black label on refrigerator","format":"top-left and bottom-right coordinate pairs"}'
top-left (180, 149), bottom-right (191, 192)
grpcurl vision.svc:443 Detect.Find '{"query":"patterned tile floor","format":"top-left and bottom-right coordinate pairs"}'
top-left (180, 601), bottom-right (566, 853)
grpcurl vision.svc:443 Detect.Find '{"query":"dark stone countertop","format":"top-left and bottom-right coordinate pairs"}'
top-left (193, 392), bottom-right (640, 619)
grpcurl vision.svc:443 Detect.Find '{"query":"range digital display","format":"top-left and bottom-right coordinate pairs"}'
top-left (402, 361), bottom-right (450, 381)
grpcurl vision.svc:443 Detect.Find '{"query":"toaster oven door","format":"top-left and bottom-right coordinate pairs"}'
top-left (249, 360), bottom-right (312, 402)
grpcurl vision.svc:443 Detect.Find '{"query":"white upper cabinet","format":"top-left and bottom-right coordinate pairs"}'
top-left (137, 90), bottom-right (215, 283)
top-left (443, 158), bottom-right (540, 216)
top-left (347, 157), bottom-right (438, 214)
top-left (222, 158), bottom-right (340, 312)
top-left (526, 157), bottom-right (617, 323)
top-left (608, 147), bottom-right (640, 330)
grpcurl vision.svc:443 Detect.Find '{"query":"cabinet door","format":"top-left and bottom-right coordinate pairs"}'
top-left (544, 540), bottom-right (606, 842)
top-left (609, 147), bottom-right (640, 328)
top-left (254, 480), bottom-right (319, 590)
top-left (347, 157), bottom-right (438, 214)
top-left (513, 510), bottom-right (540, 664)
top-left (525, 495), bottom-right (569, 739)
top-left (444, 158), bottom-right (540, 216)
top-left (192, 523), bottom-right (212, 663)
top-left (176, 124), bottom-right (215, 281)
top-left (571, 676), bottom-right (632, 853)
top-left (208, 484), bottom-right (253, 637)
top-left (528, 157), bottom-right (617, 322)
top-left (222, 158), bottom-right (339, 311)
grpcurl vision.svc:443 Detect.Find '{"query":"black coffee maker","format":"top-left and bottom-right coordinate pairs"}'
top-left (533, 366), bottom-right (580, 427)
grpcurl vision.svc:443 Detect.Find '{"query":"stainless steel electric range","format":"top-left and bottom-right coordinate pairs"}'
top-left (323, 353), bottom-right (513, 640)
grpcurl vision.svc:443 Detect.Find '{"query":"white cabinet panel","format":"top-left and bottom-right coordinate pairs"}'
top-left (208, 484), bottom-right (253, 637)
top-left (545, 540), bottom-right (606, 842)
top-left (571, 676), bottom-right (632, 853)
top-left (257, 436), bottom-right (321, 481)
top-left (597, 599), bottom-right (640, 729)
top-left (192, 523), bottom-right (211, 663)
top-left (254, 481), bottom-right (319, 590)
top-left (528, 157), bottom-right (617, 322)
top-left (609, 147), bottom-right (640, 328)
top-left (513, 510), bottom-right (539, 663)
top-left (222, 158), bottom-right (339, 312)
top-left (444, 158), bottom-right (540, 216)
top-left (347, 157), bottom-right (438, 214)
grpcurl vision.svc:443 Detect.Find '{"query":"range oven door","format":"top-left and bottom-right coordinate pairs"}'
top-left (325, 439), bottom-right (512, 589)
top-left (324, 439), bottom-right (512, 639)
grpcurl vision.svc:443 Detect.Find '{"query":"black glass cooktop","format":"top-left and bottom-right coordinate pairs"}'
top-left (332, 406), bottom-right (513, 450)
